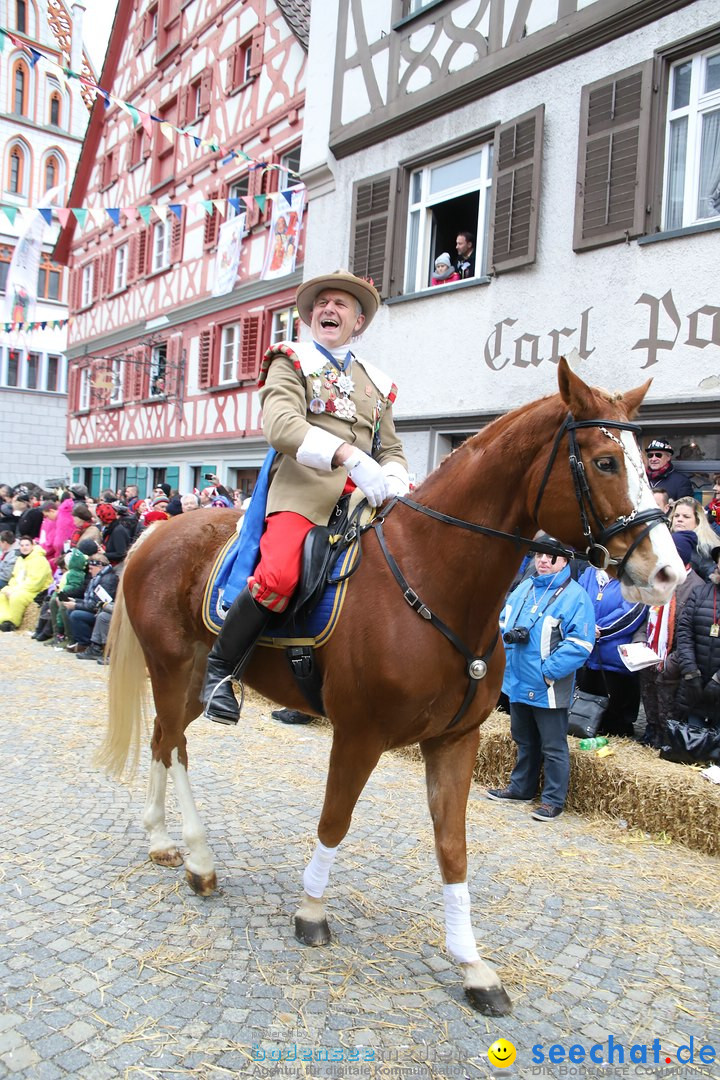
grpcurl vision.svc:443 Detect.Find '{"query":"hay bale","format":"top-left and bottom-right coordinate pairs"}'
top-left (19, 603), bottom-right (39, 633)
top-left (474, 712), bottom-right (720, 858)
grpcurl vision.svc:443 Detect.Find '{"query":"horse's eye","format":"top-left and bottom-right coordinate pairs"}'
top-left (594, 456), bottom-right (617, 474)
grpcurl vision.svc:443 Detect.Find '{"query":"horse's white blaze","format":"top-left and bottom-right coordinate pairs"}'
top-left (143, 759), bottom-right (176, 855)
top-left (619, 432), bottom-right (684, 599)
top-left (443, 882), bottom-right (480, 964)
top-left (168, 748), bottom-right (215, 878)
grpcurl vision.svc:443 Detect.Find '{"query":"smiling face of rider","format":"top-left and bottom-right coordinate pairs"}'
top-left (310, 289), bottom-right (365, 350)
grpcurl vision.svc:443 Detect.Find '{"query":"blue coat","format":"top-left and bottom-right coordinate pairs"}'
top-left (577, 567), bottom-right (647, 674)
top-left (500, 565), bottom-right (595, 709)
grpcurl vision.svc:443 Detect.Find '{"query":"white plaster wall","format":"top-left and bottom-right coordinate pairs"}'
top-left (304, 0), bottom-right (720, 430)
top-left (0, 391), bottom-right (70, 487)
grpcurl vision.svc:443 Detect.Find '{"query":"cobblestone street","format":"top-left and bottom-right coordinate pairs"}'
top-left (1, 632), bottom-right (719, 1080)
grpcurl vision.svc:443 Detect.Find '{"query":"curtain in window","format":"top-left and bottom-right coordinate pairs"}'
top-left (665, 116), bottom-right (687, 230)
top-left (698, 108), bottom-right (720, 218)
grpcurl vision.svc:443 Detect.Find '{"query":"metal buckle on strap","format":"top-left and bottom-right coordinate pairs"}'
top-left (404, 588), bottom-right (431, 619)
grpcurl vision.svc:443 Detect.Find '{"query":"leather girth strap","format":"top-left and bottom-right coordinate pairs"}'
top-left (372, 519), bottom-right (498, 729)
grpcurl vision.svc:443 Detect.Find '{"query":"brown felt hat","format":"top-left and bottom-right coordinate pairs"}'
top-left (295, 270), bottom-right (381, 330)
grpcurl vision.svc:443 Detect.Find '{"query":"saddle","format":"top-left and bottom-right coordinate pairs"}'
top-left (265, 494), bottom-right (366, 714)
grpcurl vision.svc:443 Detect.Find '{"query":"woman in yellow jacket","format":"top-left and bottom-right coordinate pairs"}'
top-left (0, 536), bottom-right (53, 631)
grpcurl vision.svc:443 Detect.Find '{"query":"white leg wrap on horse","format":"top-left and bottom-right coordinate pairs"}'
top-left (443, 882), bottom-right (480, 963)
top-left (303, 840), bottom-right (338, 899)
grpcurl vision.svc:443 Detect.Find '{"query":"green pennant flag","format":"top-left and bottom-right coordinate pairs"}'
top-left (73, 208), bottom-right (88, 226)
top-left (138, 205), bottom-right (152, 224)
top-left (201, 200), bottom-right (214, 216)
top-left (0, 28), bottom-right (5, 52)
top-left (1, 205), bottom-right (17, 226)
top-left (254, 194), bottom-right (267, 214)
top-left (127, 103), bottom-right (140, 127)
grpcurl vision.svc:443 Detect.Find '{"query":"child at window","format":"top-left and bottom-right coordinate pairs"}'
top-left (430, 252), bottom-right (460, 287)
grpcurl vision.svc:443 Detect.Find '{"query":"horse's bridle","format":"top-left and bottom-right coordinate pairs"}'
top-left (367, 412), bottom-right (669, 729)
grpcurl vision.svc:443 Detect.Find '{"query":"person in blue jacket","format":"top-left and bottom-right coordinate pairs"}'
top-left (576, 567), bottom-right (647, 738)
top-left (487, 548), bottom-right (595, 821)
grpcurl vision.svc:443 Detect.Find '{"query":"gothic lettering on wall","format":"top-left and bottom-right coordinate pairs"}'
top-left (484, 308), bottom-right (594, 371)
top-left (484, 292), bottom-right (720, 372)
top-left (633, 291), bottom-right (720, 368)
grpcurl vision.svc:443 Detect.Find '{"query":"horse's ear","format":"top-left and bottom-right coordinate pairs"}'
top-left (557, 355), bottom-right (596, 417)
top-left (621, 378), bottom-right (652, 418)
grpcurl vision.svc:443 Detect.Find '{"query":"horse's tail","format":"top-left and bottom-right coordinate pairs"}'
top-left (94, 573), bottom-right (149, 778)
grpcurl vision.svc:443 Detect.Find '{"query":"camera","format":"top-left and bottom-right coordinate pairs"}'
top-left (203, 473), bottom-right (215, 480)
top-left (503, 626), bottom-right (530, 645)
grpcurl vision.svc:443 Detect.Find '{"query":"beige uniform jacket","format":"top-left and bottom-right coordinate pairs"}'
top-left (259, 341), bottom-right (408, 525)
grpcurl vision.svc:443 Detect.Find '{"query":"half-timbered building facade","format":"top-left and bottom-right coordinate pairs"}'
top-left (55, 0), bottom-right (308, 498)
top-left (0, 0), bottom-right (94, 487)
top-left (302, 0), bottom-right (720, 488)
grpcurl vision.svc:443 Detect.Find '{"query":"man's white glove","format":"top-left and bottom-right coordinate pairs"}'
top-left (345, 450), bottom-right (391, 507)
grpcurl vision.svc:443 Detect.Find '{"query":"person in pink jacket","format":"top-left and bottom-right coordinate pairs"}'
top-left (53, 493), bottom-right (77, 556)
top-left (38, 501), bottom-right (62, 571)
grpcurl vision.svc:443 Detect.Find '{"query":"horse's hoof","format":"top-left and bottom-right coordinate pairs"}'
top-left (185, 868), bottom-right (218, 896)
top-left (149, 848), bottom-right (183, 868)
top-left (464, 985), bottom-right (513, 1016)
top-left (295, 915), bottom-right (331, 946)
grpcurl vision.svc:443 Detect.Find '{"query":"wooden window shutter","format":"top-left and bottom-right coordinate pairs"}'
top-left (136, 228), bottom-right (148, 278)
top-left (198, 327), bottom-right (215, 389)
top-left (177, 86), bottom-right (188, 129)
top-left (165, 333), bottom-right (182, 396)
top-left (110, 148), bottom-right (120, 184)
top-left (489, 104), bottom-right (544, 274)
top-left (350, 169), bottom-right (398, 298)
top-left (132, 347), bottom-right (147, 400)
top-left (574, 61), bottom-right (652, 251)
top-left (69, 267), bottom-right (79, 312)
top-left (249, 25), bottom-right (264, 78)
top-left (170, 212), bottom-right (184, 263)
top-left (227, 44), bottom-right (240, 91)
top-left (104, 250), bottom-right (114, 294)
top-left (92, 258), bottom-right (101, 301)
top-left (240, 314), bottom-right (261, 380)
top-left (123, 355), bottom-right (133, 398)
top-left (204, 191), bottom-right (219, 249)
top-left (199, 70), bottom-right (213, 115)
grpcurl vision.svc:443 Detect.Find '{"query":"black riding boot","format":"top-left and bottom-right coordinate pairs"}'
top-left (201, 587), bottom-right (271, 725)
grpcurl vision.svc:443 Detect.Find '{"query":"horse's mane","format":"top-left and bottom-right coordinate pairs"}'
top-left (414, 380), bottom-right (622, 503)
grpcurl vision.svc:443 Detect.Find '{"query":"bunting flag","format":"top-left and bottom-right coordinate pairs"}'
top-left (0, 189), bottom-right (305, 231)
top-left (2, 318), bottom-right (71, 334)
top-left (0, 26), bottom-right (303, 183)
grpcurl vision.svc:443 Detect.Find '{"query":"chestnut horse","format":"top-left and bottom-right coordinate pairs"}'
top-left (99, 359), bottom-right (682, 1015)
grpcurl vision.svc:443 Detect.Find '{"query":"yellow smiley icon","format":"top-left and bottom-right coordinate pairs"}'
top-left (488, 1039), bottom-right (517, 1068)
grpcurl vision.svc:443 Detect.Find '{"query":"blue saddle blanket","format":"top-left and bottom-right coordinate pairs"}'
top-left (203, 534), bottom-right (359, 645)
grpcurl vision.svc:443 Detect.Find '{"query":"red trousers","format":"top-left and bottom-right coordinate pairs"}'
top-left (248, 511), bottom-right (315, 613)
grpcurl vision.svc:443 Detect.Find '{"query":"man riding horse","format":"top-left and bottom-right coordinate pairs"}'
top-left (201, 270), bottom-right (410, 723)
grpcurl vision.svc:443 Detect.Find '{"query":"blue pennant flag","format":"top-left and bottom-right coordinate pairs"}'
top-left (106, 208), bottom-right (121, 226)
top-left (38, 208), bottom-right (54, 226)
top-left (29, 47), bottom-right (43, 67)
top-left (169, 204), bottom-right (183, 221)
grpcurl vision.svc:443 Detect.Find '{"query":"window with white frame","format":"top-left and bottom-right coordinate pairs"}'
top-left (6, 349), bottom-right (20, 387)
top-left (152, 221), bottom-right (171, 272)
top-left (109, 358), bottom-right (123, 405)
top-left (219, 323), bottom-right (241, 383)
top-left (278, 146), bottom-right (301, 190)
top-left (78, 366), bottom-right (91, 410)
top-left (271, 306), bottom-right (300, 345)
top-left (114, 242), bottom-right (129, 291)
top-left (150, 343), bottom-right (167, 396)
top-left (26, 351), bottom-right (39, 389)
top-left (228, 176), bottom-right (249, 219)
top-left (46, 354), bottom-right (61, 392)
top-left (404, 144), bottom-right (493, 293)
top-left (81, 263), bottom-right (94, 307)
top-left (663, 48), bottom-right (720, 229)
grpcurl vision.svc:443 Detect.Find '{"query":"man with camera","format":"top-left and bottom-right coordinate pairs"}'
top-left (487, 548), bottom-right (595, 821)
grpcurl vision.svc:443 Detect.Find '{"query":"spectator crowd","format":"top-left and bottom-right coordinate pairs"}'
top-left (0, 475), bottom-right (250, 663)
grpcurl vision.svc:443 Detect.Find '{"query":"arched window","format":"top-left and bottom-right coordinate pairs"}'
top-left (13, 61), bottom-right (27, 115)
top-left (16, 1), bottom-right (27, 34)
top-left (9, 147), bottom-right (23, 194)
top-left (50, 92), bottom-right (61, 127)
top-left (45, 155), bottom-right (58, 191)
